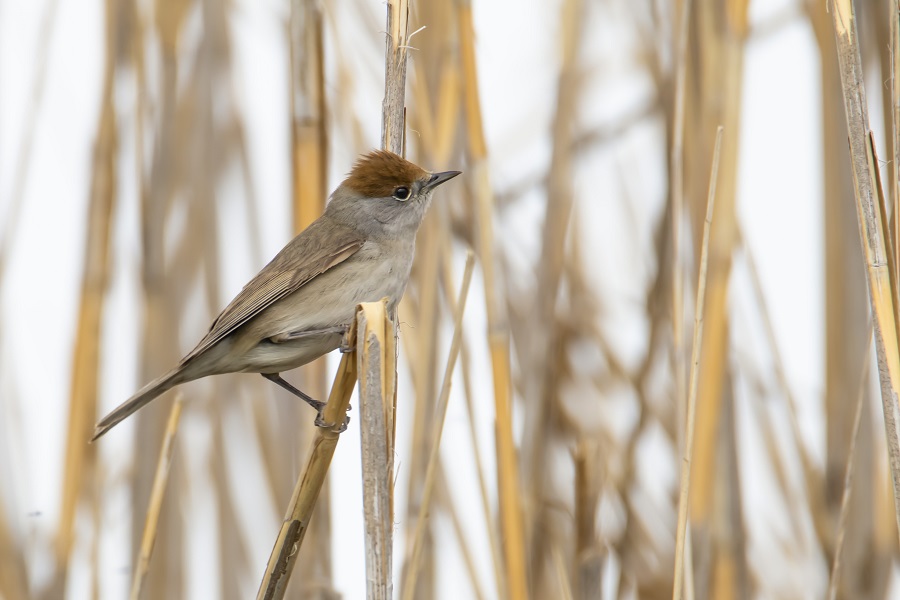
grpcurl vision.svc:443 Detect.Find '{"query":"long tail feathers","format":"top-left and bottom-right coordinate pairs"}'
top-left (91, 368), bottom-right (184, 441)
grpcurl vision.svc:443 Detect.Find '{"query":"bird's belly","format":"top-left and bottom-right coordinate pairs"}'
top-left (233, 247), bottom-right (411, 371)
top-left (239, 332), bottom-right (343, 373)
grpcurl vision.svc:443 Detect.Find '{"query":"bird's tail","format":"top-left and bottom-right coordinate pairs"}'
top-left (91, 367), bottom-right (186, 441)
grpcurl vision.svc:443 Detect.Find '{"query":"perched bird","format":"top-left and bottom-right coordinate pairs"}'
top-left (92, 150), bottom-right (460, 440)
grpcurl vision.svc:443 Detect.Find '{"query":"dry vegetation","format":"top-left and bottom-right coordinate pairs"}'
top-left (5, 0), bottom-right (900, 599)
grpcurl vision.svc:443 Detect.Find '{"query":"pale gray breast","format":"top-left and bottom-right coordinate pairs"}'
top-left (243, 238), bottom-right (415, 342)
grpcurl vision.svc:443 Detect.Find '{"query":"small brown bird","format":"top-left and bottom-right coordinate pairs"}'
top-left (92, 150), bottom-right (460, 440)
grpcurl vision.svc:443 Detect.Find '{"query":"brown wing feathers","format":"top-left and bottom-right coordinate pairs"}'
top-left (183, 220), bottom-right (364, 363)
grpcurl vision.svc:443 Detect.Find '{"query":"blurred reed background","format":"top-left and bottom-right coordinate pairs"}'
top-left (2, 0), bottom-right (900, 598)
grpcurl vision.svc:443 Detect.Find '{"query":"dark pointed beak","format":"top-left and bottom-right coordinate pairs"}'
top-left (425, 170), bottom-right (462, 191)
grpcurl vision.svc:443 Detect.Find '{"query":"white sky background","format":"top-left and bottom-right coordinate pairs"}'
top-left (0, 0), bottom-right (877, 598)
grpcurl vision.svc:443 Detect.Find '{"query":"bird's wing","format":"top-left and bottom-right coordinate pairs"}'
top-left (182, 219), bottom-right (364, 363)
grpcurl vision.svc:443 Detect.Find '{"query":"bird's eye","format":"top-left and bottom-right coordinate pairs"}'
top-left (393, 186), bottom-right (410, 201)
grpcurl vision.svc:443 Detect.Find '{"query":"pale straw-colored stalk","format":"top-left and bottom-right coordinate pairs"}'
top-left (130, 395), bottom-right (185, 600)
top-left (672, 126), bottom-right (723, 600)
top-left (402, 252), bottom-right (476, 600)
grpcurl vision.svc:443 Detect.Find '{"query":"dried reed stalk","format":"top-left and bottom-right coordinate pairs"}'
top-left (524, 3), bottom-right (583, 589)
top-left (690, 0), bottom-right (748, 549)
top-left (290, 0), bottom-right (328, 233)
top-left (382, 0), bottom-right (410, 154)
top-left (290, 1), bottom-right (334, 594)
top-left (808, 7), bottom-right (878, 589)
top-left (376, 0), bottom-right (422, 597)
top-left (357, 300), bottom-right (398, 600)
top-left (827, 326), bottom-right (874, 600)
top-left (130, 395), bottom-right (184, 600)
top-left (440, 243), bottom-right (505, 597)
top-left (740, 232), bottom-right (816, 543)
top-left (0, 506), bottom-right (28, 600)
top-left (406, 1), bottom-right (458, 166)
top-left (401, 183), bottom-right (441, 600)
top-left (666, 20), bottom-right (699, 591)
top-left (830, 0), bottom-right (900, 549)
top-left (436, 464), bottom-right (488, 600)
top-left (402, 252), bottom-right (475, 600)
top-left (670, 0), bottom-right (691, 447)
top-left (132, 2), bottom-right (192, 595)
top-left (402, 15), bottom-right (465, 594)
top-left (57, 0), bottom-right (118, 580)
top-left (457, 1), bottom-right (527, 596)
top-left (673, 126), bottom-right (723, 600)
top-left (892, 0), bottom-right (900, 284)
top-left (210, 391), bottom-right (252, 600)
top-left (574, 441), bottom-right (601, 600)
top-left (256, 340), bottom-right (358, 600)
top-left (551, 546), bottom-right (574, 600)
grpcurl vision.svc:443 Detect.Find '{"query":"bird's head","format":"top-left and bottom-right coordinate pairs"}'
top-left (327, 150), bottom-right (461, 237)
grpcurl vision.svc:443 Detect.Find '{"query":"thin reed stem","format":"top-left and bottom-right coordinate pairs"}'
top-left (827, 326), bottom-right (874, 600)
top-left (130, 395), bottom-right (184, 600)
top-left (402, 252), bottom-right (476, 600)
top-left (830, 0), bottom-right (900, 549)
top-left (457, 1), bottom-right (527, 595)
top-left (673, 126), bottom-right (723, 600)
top-left (357, 301), bottom-right (397, 600)
top-left (382, 0), bottom-right (410, 155)
top-left (256, 343), bottom-right (358, 600)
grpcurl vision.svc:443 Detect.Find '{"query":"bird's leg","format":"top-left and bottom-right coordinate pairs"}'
top-left (260, 373), bottom-right (349, 433)
top-left (261, 373), bottom-right (323, 409)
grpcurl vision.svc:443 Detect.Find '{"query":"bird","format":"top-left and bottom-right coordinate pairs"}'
top-left (92, 149), bottom-right (460, 441)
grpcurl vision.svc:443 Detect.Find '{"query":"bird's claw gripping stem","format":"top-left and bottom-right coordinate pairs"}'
top-left (339, 324), bottom-right (354, 353)
top-left (315, 410), bottom-right (350, 433)
top-left (260, 373), bottom-right (352, 433)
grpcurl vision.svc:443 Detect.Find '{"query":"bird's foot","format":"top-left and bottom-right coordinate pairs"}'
top-left (339, 324), bottom-right (354, 353)
top-left (260, 373), bottom-right (352, 431)
top-left (315, 409), bottom-right (350, 433)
